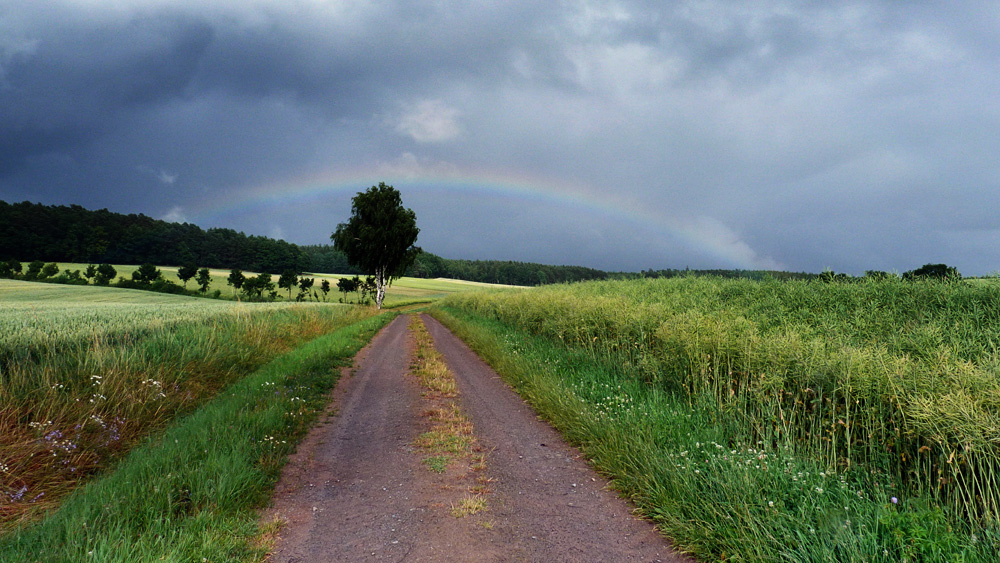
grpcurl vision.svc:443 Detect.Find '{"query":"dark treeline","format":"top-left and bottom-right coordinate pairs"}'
top-left (1, 201), bottom-right (614, 285)
top-left (301, 244), bottom-right (610, 285)
top-left (407, 253), bottom-right (609, 285)
top-left (0, 201), bottom-right (309, 273)
top-left (5, 200), bottom-right (880, 287)
top-left (299, 244), bottom-right (362, 275)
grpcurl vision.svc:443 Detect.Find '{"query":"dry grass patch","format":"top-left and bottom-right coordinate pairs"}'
top-left (450, 495), bottom-right (487, 518)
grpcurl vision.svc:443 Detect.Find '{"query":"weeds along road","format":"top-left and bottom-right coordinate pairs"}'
top-left (264, 314), bottom-right (692, 562)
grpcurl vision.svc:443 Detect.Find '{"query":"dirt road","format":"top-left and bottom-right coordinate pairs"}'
top-left (264, 314), bottom-right (692, 562)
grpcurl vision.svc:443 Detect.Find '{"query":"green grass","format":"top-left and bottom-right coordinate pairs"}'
top-left (0, 312), bottom-right (394, 562)
top-left (0, 280), bottom-right (372, 531)
top-left (423, 455), bottom-right (451, 473)
top-left (434, 276), bottom-right (1000, 561)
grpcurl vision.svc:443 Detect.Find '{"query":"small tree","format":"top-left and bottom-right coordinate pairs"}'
top-left (320, 279), bottom-right (331, 302)
top-left (196, 268), bottom-right (212, 293)
top-left (0, 261), bottom-right (11, 278)
top-left (84, 264), bottom-right (97, 282)
top-left (25, 260), bottom-right (44, 280)
top-left (297, 277), bottom-right (314, 301)
top-left (278, 269), bottom-right (299, 300)
top-left (331, 182), bottom-right (420, 309)
top-left (95, 264), bottom-right (117, 285)
top-left (359, 275), bottom-right (377, 306)
top-left (177, 264), bottom-right (198, 288)
top-left (132, 263), bottom-right (162, 285)
top-left (337, 277), bottom-right (358, 302)
top-left (241, 273), bottom-right (274, 301)
top-left (227, 268), bottom-right (246, 298)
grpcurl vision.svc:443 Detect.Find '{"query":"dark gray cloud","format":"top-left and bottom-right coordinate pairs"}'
top-left (2, 1), bottom-right (999, 274)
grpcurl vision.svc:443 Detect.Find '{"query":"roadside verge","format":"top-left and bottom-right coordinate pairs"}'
top-left (0, 312), bottom-right (395, 562)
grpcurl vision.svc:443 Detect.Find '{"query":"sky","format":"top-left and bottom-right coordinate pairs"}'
top-left (2, 1), bottom-right (999, 275)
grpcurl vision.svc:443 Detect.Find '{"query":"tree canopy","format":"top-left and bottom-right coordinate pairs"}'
top-left (331, 183), bottom-right (420, 309)
top-left (903, 263), bottom-right (961, 281)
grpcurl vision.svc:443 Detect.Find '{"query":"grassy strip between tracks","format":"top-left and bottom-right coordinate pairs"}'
top-left (431, 306), bottom-right (999, 562)
top-left (407, 315), bottom-right (490, 519)
top-left (0, 312), bottom-right (395, 562)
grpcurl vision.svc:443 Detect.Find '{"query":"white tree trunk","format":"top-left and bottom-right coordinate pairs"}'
top-left (375, 268), bottom-right (386, 309)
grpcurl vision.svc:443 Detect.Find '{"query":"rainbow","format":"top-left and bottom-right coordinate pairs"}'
top-left (190, 166), bottom-right (774, 270)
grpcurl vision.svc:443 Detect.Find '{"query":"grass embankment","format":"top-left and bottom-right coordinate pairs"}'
top-left (0, 310), bottom-right (394, 561)
top-left (0, 280), bottom-right (371, 530)
top-left (434, 277), bottom-right (1000, 561)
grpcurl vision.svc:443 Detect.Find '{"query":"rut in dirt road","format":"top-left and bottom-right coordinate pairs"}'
top-left (264, 314), bottom-right (693, 562)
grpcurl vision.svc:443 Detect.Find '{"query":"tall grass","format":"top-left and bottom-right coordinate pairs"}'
top-left (1, 282), bottom-right (371, 530)
top-left (438, 277), bottom-right (1000, 556)
top-left (0, 312), bottom-right (394, 562)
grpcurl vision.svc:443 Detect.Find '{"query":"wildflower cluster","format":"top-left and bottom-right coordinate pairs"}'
top-left (260, 435), bottom-right (287, 448)
top-left (571, 381), bottom-right (649, 420)
top-left (3, 486), bottom-right (32, 503)
top-left (142, 379), bottom-right (167, 400)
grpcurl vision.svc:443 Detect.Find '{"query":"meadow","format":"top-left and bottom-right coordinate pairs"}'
top-left (0, 279), bottom-right (373, 531)
top-left (435, 276), bottom-right (1000, 561)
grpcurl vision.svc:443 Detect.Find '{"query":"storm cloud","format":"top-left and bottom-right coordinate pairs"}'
top-left (2, 1), bottom-right (998, 274)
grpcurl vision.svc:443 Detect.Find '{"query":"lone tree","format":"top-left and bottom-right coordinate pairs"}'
top-left (332, 182), bottom-right (420, 309)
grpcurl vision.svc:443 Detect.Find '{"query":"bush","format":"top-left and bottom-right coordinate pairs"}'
top-left (52, 270), bottom-right (88, 286)
top-left (903, 263), bottom-right (961, 281)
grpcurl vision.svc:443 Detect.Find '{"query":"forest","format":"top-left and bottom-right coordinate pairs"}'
top-left (0, 201), bottom-right (612, 285)
top-left (0, 201), bottom-right (308, 274)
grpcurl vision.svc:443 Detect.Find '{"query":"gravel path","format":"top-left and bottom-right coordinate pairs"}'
top-left (264, 314), bottom-right (693, 562)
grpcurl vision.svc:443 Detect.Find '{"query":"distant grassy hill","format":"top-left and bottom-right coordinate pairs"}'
top-left (3, 263), bottom-right (512, 308)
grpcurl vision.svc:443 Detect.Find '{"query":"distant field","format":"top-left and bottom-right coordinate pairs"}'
top-left (49, 262), bottom-right (509, 305)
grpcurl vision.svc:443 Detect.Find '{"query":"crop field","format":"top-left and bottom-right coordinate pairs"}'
top-left (0, 280), bottom-right (370, 530)
top-left (0, 279), bottom-right (323, 355)
top-left (436, 276), bottom-right (1000, 561)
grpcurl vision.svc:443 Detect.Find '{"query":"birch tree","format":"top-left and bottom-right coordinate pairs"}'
top-left (331, 183), bottom-right (420, 309)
